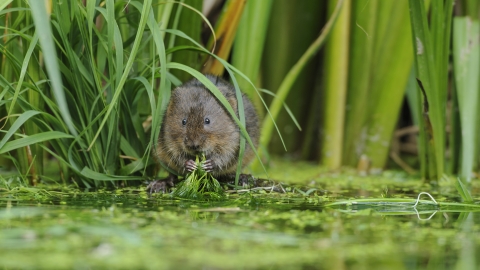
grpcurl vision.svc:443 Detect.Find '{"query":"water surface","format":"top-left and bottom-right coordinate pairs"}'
top-left (1, 171), bottom-right (479, 269)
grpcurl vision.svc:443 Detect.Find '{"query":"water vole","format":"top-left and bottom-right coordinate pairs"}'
top-left (147, 75), bottom-right (260, 193)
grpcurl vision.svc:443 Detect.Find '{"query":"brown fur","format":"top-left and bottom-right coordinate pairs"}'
top-left (155, 75), bottom-right (260, 177)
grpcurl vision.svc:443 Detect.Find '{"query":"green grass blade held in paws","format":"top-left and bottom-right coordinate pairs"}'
top-left (173, 155), bottom-right (225, 201)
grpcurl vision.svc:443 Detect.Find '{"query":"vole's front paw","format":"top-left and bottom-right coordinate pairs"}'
top-left (185, 159), bottom-right (197, 172)
top-left (202, 159), bottom-right (215, 173)
top-left (146, 176), bottom-right (176, 194)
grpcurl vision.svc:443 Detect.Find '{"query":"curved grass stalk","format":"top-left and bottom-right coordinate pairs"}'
top-left (258, 0), bottom-right (344, 156)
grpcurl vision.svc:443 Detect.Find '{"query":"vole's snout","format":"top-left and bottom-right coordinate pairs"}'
top-left (187, 142), bottom-right (200, 151)
top-left (184, 137), bottom-right (204, 153)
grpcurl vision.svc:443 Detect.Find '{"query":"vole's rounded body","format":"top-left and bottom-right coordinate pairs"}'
top-left (155, 75), bottom-right (259, 180)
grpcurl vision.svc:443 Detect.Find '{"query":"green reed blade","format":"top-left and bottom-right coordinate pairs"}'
top-left (453, 17), bottom-right (480, 182)
top-left (0, 0), bottom-right (13, 12)
top-left (343, 0), bottom-right (377, 166)
top-left (258, 88), bottom-right (301, 131)
top-left (408, 0), bottom-right (450, 179)
top-left (0, 131), bottom-right (74, 154)
top-left (28, 0), bottom-right (77, 136)
top-left (231, 0), bottom-right (272, 103)
top-left (6, 32), bottom-right (37, 119)
top-left (464, 0), bottom-right (480, 19)
top-left (80, 166), bottom-right (145, 181)
top-left (361, 1), bottom-right (413, 171)
top-left (455, 177), bottom-right (473, 203)
top-left (0, 110), bottom-right (40, 149)
top-left (321, 0), bottom-right (350, 169)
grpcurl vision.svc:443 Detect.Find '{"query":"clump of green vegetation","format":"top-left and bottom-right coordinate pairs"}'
top-left (173, 155), bottom-right (225, 201)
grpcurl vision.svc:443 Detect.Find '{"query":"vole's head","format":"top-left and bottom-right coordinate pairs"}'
top-left (163, 78), bottom-right (239, 158)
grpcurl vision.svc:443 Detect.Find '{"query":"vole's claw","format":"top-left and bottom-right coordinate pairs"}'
top-left (185, 159), bottom-right (197, 172)
top-left (202, 159), bottom-right (215, 172)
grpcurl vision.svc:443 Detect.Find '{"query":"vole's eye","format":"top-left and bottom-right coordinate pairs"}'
top-left (182, 119), bottom-right (187, 125)
top-left (204, 118), bottom-right (210, 124)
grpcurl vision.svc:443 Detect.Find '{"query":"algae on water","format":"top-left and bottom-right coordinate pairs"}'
top-left (173, 155), bottom-right (225, 200)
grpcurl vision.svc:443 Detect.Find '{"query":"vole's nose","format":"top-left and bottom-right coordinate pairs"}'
top-left (185, 138), bottom-right (201, 151)
top-left (187, 143), bottom-right (200, 151)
